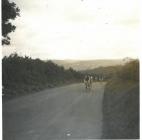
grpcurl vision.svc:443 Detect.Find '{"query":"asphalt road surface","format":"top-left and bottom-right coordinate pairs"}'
top-left (3, 82), bottom-right (106, 140)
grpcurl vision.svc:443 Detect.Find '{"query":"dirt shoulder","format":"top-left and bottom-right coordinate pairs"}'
top-left (102, 80), bottom-right (139, 139)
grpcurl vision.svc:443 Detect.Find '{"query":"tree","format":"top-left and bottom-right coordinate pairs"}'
top-left (2, 0), bottom-right (20, 45)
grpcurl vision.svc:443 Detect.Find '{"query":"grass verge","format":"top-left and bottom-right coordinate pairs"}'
top-left (102, 79), bottom-right (139, 139)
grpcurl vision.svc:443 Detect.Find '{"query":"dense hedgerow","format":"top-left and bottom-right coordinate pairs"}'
top-left (2, 53), bottom-right (83, 95)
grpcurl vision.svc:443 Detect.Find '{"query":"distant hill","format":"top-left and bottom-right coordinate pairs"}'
top-left (52, 59), bottom-right (125, 71)
top-left (81, 65), bottom-right (122, 80)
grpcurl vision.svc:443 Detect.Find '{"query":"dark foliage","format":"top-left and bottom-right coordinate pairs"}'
top-left (2, 0), bottom-right (20, 45)
top-left (116, 60), bottom-right (139, 81)
top-left (2, 54), bottom-right (83, 96)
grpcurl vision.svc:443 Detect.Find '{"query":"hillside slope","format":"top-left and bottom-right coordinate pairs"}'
top-left (102, 80), bottom-right (139, 139)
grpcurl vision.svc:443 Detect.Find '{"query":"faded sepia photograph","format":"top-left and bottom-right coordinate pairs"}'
top-left (2, 0), bottom-right (140, 139)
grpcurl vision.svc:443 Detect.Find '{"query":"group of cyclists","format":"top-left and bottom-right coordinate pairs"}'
top-left (84, 75), bottom-right (93, 89)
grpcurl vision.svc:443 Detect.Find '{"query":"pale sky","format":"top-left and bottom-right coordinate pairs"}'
top-left (2, 0), bottom-right (141, 60)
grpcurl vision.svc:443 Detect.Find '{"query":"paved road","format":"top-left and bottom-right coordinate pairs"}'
top-left (3, 82), bottom-right (106, 140)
